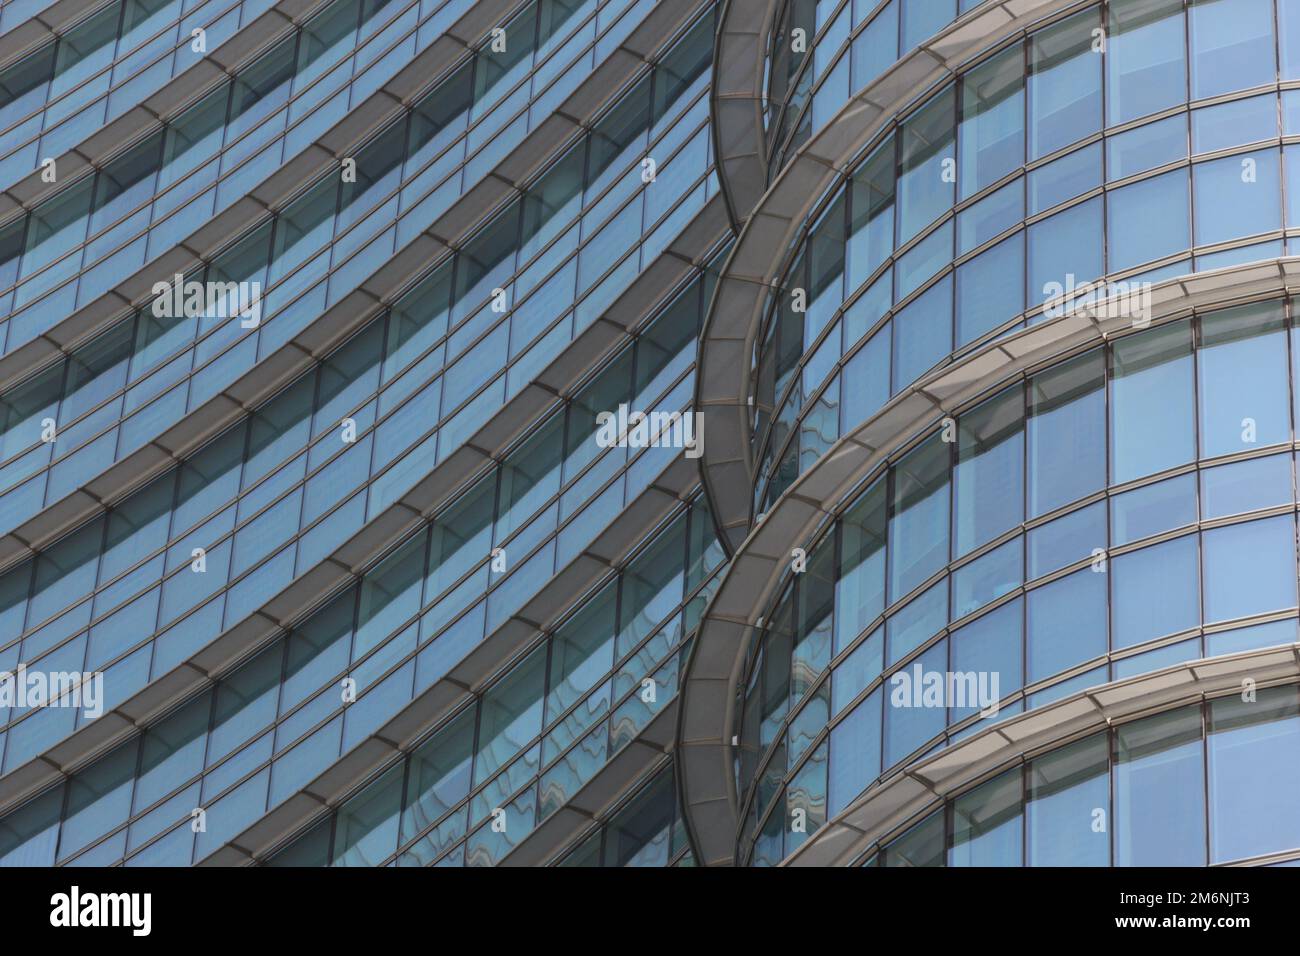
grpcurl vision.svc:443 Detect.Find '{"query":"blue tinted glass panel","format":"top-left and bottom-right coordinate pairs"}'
top-left (1107, 0), bottom-right (1186, 126)
top-left (1203, 516), bottom-right (1298, 623)
top-left (1107, 169), bottom-right (1189, 273)
top-left (1027, 568), bottom-right (1107, 683)
top-left (1111, 534), bottom-right (1200, 649)
top-left (1208, 689), bottom-right (1300, 864)
top-left (1115, 706), bottom-right (1206, 867)
top-left (1194, 149), bottom-right (1282, 247)
top-left (1110, 322), bottom-right (1194, 484)
top-left (1189, 0), bottom-right (1276, 99)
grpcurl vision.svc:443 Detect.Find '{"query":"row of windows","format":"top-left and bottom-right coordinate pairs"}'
top-left (0, 5), bottom-right (714, 542)
top-left (736, 299), bottom-right (1300, 862)
top-left (0, 0), bottom-right (622, 354)
top-left (0, 0), bottom-right (276, 194)
top-left (766, 0), bottom-right (1300, 180)
top-left (0, 247), bottom-right (720, 779)
top-left (0, 485), bottom-right (721, 866)
top-left (557, 762), bottom-right (692, 866)
top-left (261, 508), bottom-right (722, 868)
top-left (752, 0), bottom-right (1300, 513)
top-left (763, 0), bottom-right (978, 182)
top-left (865, 689), bottom-right (1300, 867)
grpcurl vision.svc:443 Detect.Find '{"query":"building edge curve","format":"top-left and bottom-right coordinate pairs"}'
top-left (679, 258), bottom-right (1300, 866)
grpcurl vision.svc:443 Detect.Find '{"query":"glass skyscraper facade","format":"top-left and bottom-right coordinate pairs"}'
top-left (0, 0), bottom-right (1298, 869)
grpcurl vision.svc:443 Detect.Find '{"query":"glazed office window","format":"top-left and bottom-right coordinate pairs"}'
top-left (849, 3), bottom-right (897, 117)
top-left (1026, 198), bottom-right (1103, 310)
top-left (768, 0), bottom-right (1293, 190)
top-left (1285, 0), bottom-right (1300, 78)
top-left (896, 87), bottom-right (954, 246)
top-left (1109, 321), bottom-right (1195, 484)
top-left (880, 808), bottom-right (944, 867)
top-left (807, 195), bottom-right (848, 343)
top-left (1189, 0), bottom-right (1275, 99)
top-left (1106, 169), bottom-right (1189, 273)
top-left (1024, 567), bottom-right (1107, 681)
top-left (953, 386), bottom-right (1023, 557)
top-left (887, 433), bottom-right (948, 602)
top-left (474, 648), bottom-right (547, 788)
top-left (1198, 302), bottom-right (1290, 456)
top-left (784, 739), bottom-right (828, 857)
top-left (949, 768), bottom-right (1021, 867)
top-left (955, 233), bottom-right (1023, 347)
top-left (1194, 149), bottom-right (1283, 247)
top-left (1207, 688), bottom-right (1300, 863)
top-left (793, 537), bottom-right (836, 706)
top-left (757, 592), bottom-right (795, 748)
top-left (827, 685), bottom-right (881, 817)
top-left (1106, 0), bottom-right (1186, 126)
top-left (1193, 93), bottom-right (1276, 153)
top-left (1029, 9), bottom-right (1102, 160)
top-left (900, 0), bottom-right (953, 55)
top-left (952, 536), bottom-right (1020, 619)
top-left (1202, 516), bottom-right (1299, 623)
top-left (765, 0), bottom-right (816, 130)
top-left (885, 578), bottom-right (945, 665)
top-left (1026, 734), bottom-right (1109, 867)
top-left (1028, 351), bottom-right (1106, 517)
top-left (958, 45), bottom-right (1023, 201)
top-left (557, 764), bottom-right (690, 867)
top-left (1114, 705), bottom-right (1206, 866)
top-left (834, 475), bottom-right (887, 653)
top-left (848, 134), bottom-right (894, 288)
top-left (545, 585), bottom-right (614, 724)
top-left (597, 767), bottom-right (681, 866)
top-left (950, 598), bottom-right (1021, 719)
top-left (882, 641), bottom-right (945, 768)
top-left (331, 764), bottom-right (404, 867)
top-left (1110, 534), bottom-right (1200, 649)
top-left (890, 274), bottom-right (951, 393)
top-left (1201, 453), bottom-right (1294, 520)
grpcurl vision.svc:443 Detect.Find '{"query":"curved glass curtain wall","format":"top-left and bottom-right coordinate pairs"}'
top-left (864, 688), bottom-right (1300, 867)
top-left (0, 5), bottom-right (715, 536)
top-left (763, 0), bottom-right (980, 182)
top-left (735, 298), bottom-right (1300, 866)
top-left (0, 261), bottom-right (725, 866)
top-left (0, 495), bottom-right (723, 867)
top-left (0, 0), bottom-right (290, 195)
top-left (0, 0), bottom-right (642, 354)
top-left (556, 763), bottom-right (693, 866)
top-left (751, 0), bottom-right (1300, 516)
top-left (260, 505), bottom-right (723, 868)
top-left (0, 237), bottom-right (724, 782)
